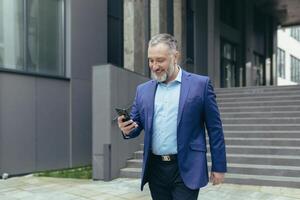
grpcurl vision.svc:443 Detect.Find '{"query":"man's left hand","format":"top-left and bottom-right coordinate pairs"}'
top-left (210, 172), bottom-right (225, 185)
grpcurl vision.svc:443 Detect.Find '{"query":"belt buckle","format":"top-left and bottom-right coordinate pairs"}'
top-left (162, 155), bottom-right (171, 161)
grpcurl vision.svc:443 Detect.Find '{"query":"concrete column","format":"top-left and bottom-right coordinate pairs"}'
top-left (244, 0), bottom-right (254, 86)
top-left (150, 0), bottom-right (167, 36)
top-left (173, 0), bottom-right (186, 65)
top-left (124, 0), bottom-right (146, 75)
top-left (272, 21), bottom-right (278, 86)
top-left (207, 0), bottom-right (221, 87)
top-left (194, 0), bottom-right (208, 76)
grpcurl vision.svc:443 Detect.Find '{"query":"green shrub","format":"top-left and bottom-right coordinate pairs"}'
top-left (34, 165), bottom-right (92, 179)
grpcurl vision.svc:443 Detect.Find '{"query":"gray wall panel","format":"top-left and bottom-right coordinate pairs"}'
top-left (67, 0), bottom-right (108, 167)
top-left (36, 78), bottom-right (70, 170)
top-left (70, 0), bottom-right (107, 80)
top-left (0, 74), bottom-right (36, 174)
top-left (0, 73), bottom-right (70, 175)
top-left (92, 66), bottom-right (111, 179)
top-left (71, 79), bottom-right (92, 166)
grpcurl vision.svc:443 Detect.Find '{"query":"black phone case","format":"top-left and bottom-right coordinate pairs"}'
top-left (115, 108), bottom-right (131, 121)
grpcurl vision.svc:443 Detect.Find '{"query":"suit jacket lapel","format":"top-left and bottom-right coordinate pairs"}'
top-left (177, 70), bottom-right (190, 126)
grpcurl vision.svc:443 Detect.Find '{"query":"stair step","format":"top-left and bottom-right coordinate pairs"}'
top-left (220, 105), bottom-right (300, 112)
top-left (221, 111), bottom-right (300, 118)
top-left (133, 151), bottom-right (144, 159)
top-left (120, 168), bottom-right (142, 178)
top-left (221, 145), bottom-right (300, 155)
top-left (223, 124), bottom-right (300, 131)
top-left (223, 130), bottom-right (300, 138)
top-left (127, 159), bottom-right (143, 168)
top-left (223, 137), bottom-right (300, 146)
top-left (224, 173), bottom-right (300, 188)
top-left (215, 85), bottom-right (300, 94)
top-left (131, 153), bottom-right (300, 167)
top-left (219, 100), bottom-right (300, 107)
top-left (208, 162), bottom-right (300, 177)
top-left (208, 154), bottom-right (300, 166)
top-left (222, 117), bottom-right (300, 124)
top-left (218, 95), bottom-right (300, 103)
top-left (217, 90), bottom-right (300, 98)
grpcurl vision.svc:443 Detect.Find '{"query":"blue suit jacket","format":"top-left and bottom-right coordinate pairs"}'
top-left (124, 70), bottom-right (227, 190)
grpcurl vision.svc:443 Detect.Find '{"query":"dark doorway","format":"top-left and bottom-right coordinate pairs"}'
top-left (221, 39), bottom-right (238, 88)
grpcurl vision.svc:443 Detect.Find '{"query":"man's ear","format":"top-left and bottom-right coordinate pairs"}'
top-left (174, 51), bottom-right (181, 64)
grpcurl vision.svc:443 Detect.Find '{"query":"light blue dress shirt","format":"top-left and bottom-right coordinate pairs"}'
top-left (152, 68), bottom-right (182, 155)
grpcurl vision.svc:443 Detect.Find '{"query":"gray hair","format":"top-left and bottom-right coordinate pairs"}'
top-left (148, 33), bottom-right (178, 54)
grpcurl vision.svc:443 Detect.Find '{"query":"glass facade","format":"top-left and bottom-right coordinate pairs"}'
top-left (0, 0), bottom-right (25, 71)
top-left (291, 26), bottom-right (300, 42)
top-left (221, 40), bottom-right (237, 88)
top-left (291, 55), bottom-right (300, 83)
top-left (0, 1), bottom-right (2, 42)
top-left (277, 48), bottom-right (285, 78)
top-left (0, 0), bottom-right (64, 76)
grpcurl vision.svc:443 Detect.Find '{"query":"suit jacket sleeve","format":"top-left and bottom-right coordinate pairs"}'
top-left (204, 78), bottom-right (227, 172)
top-left (122, 85), bottom-right (144, 139)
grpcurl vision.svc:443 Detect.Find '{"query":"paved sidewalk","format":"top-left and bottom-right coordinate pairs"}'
top-left (0, 175), bottom-right (300, 200)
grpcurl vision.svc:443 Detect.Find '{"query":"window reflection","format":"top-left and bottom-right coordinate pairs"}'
top-left (221, 40), bottom-right (237, 88)
top-left (0, 0), bottom-right (25, 70)
top-left (0, 0), bottom-right (64, 76)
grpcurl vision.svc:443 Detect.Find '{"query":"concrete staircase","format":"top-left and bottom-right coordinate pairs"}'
top-left (120, 85), bottom-right (300, 188)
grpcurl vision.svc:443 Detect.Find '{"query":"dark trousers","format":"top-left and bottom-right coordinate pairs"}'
top-left (148, 154), bottom-right (199, 200)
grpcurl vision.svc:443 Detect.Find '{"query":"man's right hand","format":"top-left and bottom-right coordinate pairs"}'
top-left (117, 115), bottom-right (138, 136)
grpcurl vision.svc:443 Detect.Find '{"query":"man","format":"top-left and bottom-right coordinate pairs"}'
top-left (118, 33), bottom-right (227, 200)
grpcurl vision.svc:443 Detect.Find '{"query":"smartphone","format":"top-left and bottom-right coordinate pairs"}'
top-left (115, 108), bottom-right (131, 122)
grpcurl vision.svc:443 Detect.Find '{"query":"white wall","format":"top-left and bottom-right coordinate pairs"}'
top-left (277, 28), bottom-right (300, 85)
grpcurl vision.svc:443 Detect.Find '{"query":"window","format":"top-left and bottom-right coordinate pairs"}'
top-left (0, 0), bottom-right (65, 76)
top-left (0, 2), bottom-right (2, 43)
top-left (291, 26), bottom-right (300, 42)
top-left (277, 48), bottom-right (285, 78)
top-left (221, 40), bottom-right (237, 88)
top-left (291, 56), bottom-right (300, 83)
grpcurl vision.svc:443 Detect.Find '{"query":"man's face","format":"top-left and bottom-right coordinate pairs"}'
top-left (148, 43), bottom-right (177, 83)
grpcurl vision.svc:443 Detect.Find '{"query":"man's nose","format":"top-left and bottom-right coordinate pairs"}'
top-left (151, 63), bottom-right (159, 71)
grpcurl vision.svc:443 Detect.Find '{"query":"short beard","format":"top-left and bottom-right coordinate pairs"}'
top-left (151, 58), bottom-right (176, 83)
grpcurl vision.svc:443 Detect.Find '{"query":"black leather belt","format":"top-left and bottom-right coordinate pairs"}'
top-left (151, 153), bottom-right (177, 162)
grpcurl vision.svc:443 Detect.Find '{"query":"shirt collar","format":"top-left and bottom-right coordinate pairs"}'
top-left (174, 66), bottom-right (182, 83)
